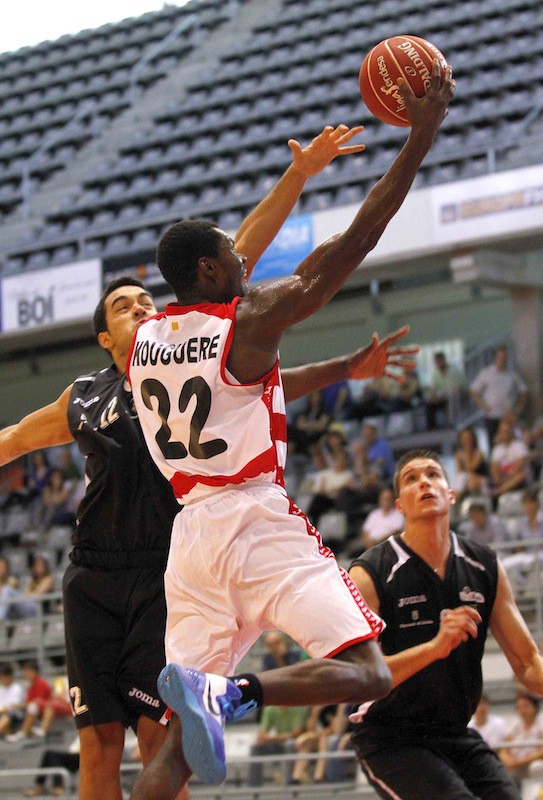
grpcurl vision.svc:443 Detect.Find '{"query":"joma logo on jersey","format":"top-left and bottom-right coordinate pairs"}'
top-left (459, 587), bottom-right (485, 604)
top-left (128, 687), bottom-right (160, 708)
top-left (398, 594), bottom-right (427, 608)
top-left (73, 395), bottom-right (100, 409)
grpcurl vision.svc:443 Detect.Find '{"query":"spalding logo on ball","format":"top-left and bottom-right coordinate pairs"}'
top-left (359, 35), bottom-right (448, 127)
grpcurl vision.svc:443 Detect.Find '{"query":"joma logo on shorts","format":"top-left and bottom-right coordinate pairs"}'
top-left (128, 687), bottom-right (160, 708)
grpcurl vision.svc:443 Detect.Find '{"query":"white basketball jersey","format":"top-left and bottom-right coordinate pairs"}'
top-left (127, 298), bottom-right (287, 505)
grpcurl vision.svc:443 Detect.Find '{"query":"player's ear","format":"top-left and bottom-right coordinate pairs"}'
top-left (395, 496), bottom-right (403, 514)
top-left (97, 330), bottom-right (112, 352)
top-left (198, 256), bottom-right (216, 278)
top-left (449, 489), bottom-right (456, 505)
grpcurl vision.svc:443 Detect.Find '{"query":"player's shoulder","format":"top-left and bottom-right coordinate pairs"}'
top-left (452, 531), bottom-right (498, 571)
top-left (70, 365), bottom-right (120, 398)
top-left (350, 535), bottom-right (400, 574)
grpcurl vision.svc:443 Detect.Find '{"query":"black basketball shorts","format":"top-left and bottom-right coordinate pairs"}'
top-left (63, 563), bottom-right (168, 730)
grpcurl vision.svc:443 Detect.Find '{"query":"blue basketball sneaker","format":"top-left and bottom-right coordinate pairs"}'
top-left (158, 664), bottom-right (256, 784)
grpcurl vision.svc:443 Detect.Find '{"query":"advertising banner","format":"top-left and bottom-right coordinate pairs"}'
top-left (1, 259), bottom-right (101, 332)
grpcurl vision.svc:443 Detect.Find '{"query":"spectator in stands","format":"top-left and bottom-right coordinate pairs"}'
top-left (29, 672), bottom-right (72, 740)
top-left (320, 380), bottom-right (354, 421)
top-left (358, 422), bottom-right (395, 482)
top-left (291, 704), bottom-right (339, 784)
top-left (314, 703), bottom-right (357, 783)
top-left (6, 659), bottom-right (51, 743)
top-left (356, 375), bottom-right (398, 417)
top-left (359, 487), bottom-right (405, 551)
top-left (248, 705), bottom-right (310, 786)
top-left (261, 632), bottom-right (301, 672)
top-left (59, 447), bottom-right (82, 485)
top-left (24, 555), bottom-right (55, 599)
top-left (306, 442), bottom-right (354, 530)
top-left (523, 416), bottom-right (543, 482)
top-left (37, 468), bottom-right (77, 532)
top-left (0, 662), bottom-right (25, 738)
top-left (336, 423), bottom-right (393, 536)
top-left (468, 692), bottom-right (508, 750)
top-left (290, 390), bottom-right (331, 456)
top-left (471, 346), bottom-right (528, 447)
top-left (389, 368), bottom-right (423, 413)
top-left (499, 691), bottom-right (543, 785)
top-left (0, 556), bottom-right (37, 622)
top-left (0, 457), bottom-right (26, 510)
top-left (23, 734), bottom-right (80, 797)
top-left (459, 502), bottom-right (508, 547)
top-left (490, 416), bottom-right (530, 505)
top-left (499, 488), bottom-right (543, 591)
top-left (425, 351), bottom-right (467, 429)
top-left (26, 451), bottom-right (51, 496)
top-left (451, 427), bottom-right (490, 502)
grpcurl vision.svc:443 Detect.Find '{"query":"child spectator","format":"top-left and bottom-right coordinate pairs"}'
top-left (0, 662), bottom-right (25, 738)
top-left (6, 659), bottom-right (51, 743)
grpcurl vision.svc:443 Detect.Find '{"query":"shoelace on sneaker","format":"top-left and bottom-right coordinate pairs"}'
top-left (220, 697), bottom-right (258, 722)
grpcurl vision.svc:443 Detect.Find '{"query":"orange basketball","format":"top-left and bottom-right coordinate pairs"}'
top-left (359, 35), bottom-right (448, 127)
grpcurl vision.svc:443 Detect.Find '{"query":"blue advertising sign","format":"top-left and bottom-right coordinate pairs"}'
top-left (251, 214), bottom-right (314, 283)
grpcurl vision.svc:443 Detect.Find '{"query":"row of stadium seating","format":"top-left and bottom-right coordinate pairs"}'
top-left (0, 0), bottom-right (244, 218)
top-left (0, 0), bottom-right (542, 272)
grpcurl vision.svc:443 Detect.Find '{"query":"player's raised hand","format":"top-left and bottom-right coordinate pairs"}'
top-left (433, 606), bottom-right (482, 659)
top-left (288, 124), bottom-right (365, 178)
top-left (399, 59), bottom-right (456, 132)
top-left (346, 326), bottom-right (419, 383)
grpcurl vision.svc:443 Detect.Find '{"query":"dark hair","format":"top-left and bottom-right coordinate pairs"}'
top-left (393, 449), bottom-right (445, 496)
top-left (22, 658), bottom-right (39, 672)
top-left (0, 662), bottom-right (13, 677)
top-left (93, 276), bottom-right (148, 336)
top-left (468, 502), bottom-right (488, 515)
top-left (156, 219), bottom-right (222, 297)
top-left (457, 426), bottom-right (478, 450)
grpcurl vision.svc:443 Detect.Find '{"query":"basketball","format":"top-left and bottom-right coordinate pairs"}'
top-left (359, 35), bottom-right (448, 127)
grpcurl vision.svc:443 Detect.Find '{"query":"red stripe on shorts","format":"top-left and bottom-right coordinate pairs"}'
top-left (287, 498), bottom-right (384, 645)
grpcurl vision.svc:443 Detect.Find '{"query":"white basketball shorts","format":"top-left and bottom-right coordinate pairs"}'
top-left (164, 483), bottom-right (384, 675)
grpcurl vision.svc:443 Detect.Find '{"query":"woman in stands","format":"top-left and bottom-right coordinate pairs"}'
top-left (453, 426), bottom-right (490, 502)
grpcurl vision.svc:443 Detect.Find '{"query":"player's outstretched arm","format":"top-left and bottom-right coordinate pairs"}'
top-left (0, 385), bottom-right (74, 467)
top-left (350, 564), bottom-right (480, 689)
top-left (243, 61), bottom-right (455, 344)
top-left (490, 560), bottom-right (543, 695)
top-left (281, 326), bottom-right (418, 403)
top-left (235, 125), bottom-right (365, 277)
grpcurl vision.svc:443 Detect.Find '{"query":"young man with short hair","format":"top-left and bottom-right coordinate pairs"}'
top-left (349, 448), bottom-right (543, 799)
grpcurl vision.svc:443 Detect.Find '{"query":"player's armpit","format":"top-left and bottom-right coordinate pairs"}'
top-left (0, 385), bottom-right (74, 466)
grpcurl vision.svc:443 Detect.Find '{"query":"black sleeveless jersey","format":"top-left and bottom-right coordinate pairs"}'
top-left (67, 365), bottom-right (180, 570)
top-left (351, 532), bottom-right (498, 736)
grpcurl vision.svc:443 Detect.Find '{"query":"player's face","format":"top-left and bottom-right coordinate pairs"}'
top-left (213, 230), bottom-right (248, 300)
top-left (101, 285), bottom-right (157, 357)
top-left (395, 458), bottom-right (455, 521)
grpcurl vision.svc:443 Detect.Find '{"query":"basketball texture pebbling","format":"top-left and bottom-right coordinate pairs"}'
top-left (359, 35), bottom-right (448, 127)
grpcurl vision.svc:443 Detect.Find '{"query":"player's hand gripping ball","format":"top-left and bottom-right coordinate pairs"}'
top-left (359, 35), bottom-right (448, 126)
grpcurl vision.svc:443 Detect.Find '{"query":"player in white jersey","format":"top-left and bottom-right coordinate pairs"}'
top-left (129, 62), bottom-right (455, 797)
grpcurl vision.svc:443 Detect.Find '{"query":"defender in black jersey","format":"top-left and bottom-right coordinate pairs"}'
top-left (349, 449), bottom-right (543, 800)
top-left (0, 122), bottom-right (418, 800)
